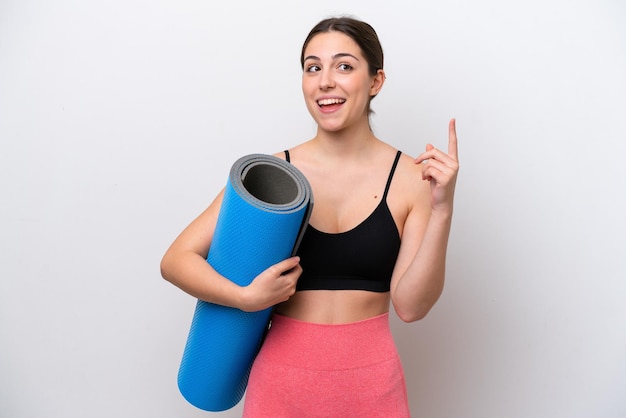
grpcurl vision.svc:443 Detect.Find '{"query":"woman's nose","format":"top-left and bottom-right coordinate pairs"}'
top-left (319, 70), bottom-right (335, 90)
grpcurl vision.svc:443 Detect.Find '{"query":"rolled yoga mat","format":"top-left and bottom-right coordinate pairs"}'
top-left (177, 153), bottom-right (313, 412)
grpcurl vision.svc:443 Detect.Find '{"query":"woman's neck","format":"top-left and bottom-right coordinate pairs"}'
top-left (313, 121), bottom-right (378, 158)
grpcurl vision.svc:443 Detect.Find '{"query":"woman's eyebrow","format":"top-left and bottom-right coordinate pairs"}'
top-left (332, 53), bottom-right (359, 61)
top-left (303, 53), bottom-right (360, 62)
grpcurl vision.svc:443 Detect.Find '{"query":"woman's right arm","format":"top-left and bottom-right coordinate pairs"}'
top-left (160, 189), bottom-right (302, 312)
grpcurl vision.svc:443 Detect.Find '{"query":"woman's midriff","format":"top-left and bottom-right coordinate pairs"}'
top-left (274, 289), bottom-right (391, 324)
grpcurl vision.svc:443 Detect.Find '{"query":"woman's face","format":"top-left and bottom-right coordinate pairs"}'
top-left (301, 31), bottom-right (383, 133)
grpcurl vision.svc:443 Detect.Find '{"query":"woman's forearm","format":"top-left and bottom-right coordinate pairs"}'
top-left (392, 210), bottom-right (452, 322)
top-left (160, 249), bottom-right (245, 309)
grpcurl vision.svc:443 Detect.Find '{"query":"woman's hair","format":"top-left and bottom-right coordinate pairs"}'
top-left (300, 17), bottom-right (384, 76)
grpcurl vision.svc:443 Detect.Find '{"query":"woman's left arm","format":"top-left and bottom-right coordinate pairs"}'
top-left (391, 119), bottom-right (459, 322)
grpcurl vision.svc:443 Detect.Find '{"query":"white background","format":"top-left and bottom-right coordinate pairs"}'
top-left (1, 0), bottom-right (625, 417)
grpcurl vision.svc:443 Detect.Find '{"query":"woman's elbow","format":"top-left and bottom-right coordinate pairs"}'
top-left (160, 252), bottom-right (176, 283)
top-left (395, 305), bottom-right (431, 323)
top-left (392, 295), bottom-right (440, 322)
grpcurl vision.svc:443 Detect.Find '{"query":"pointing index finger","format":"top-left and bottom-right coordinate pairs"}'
top-left (448, 118), bottom-right (459, 161)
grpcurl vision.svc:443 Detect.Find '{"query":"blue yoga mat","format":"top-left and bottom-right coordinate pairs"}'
top-left (177, 154), bottom-right (313, 412)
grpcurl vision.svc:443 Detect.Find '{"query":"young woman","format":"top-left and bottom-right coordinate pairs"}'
top-left (161, 16), bottom-right (459, 417)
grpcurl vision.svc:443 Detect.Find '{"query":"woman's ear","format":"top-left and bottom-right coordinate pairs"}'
top-left (370, 69), bottom-right (386, 97)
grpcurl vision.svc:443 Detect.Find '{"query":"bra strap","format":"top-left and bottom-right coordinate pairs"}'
top-left (284, 149), bottom-right (290, 163)
top-left (383, 150), bottom-right (402, 201)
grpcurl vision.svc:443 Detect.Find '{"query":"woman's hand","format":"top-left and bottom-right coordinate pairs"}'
top-left (239, 257), bottom-right (302, 312)
top-left (414, 118), bottom-right (460, 216)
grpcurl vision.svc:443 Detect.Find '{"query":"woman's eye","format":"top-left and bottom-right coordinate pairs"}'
top-left (338, 63), bottom-right (353, 71)
top-left (306, 65), bottom-right (321, 73)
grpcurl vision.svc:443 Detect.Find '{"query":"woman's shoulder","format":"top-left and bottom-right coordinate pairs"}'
top-left (384, 146), bottom-right (419, 179)
top-left (272, 150), bottom-right (289, 160)
top-left (390, 149), bottom-right (432, 208)
top-left (272, 139), bottom-right (315, 161)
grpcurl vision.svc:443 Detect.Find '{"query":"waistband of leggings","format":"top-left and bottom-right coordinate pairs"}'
top-left (260, 312), bottom-right (398, 370)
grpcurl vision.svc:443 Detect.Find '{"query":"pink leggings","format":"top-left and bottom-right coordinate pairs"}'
top-left (243, 312), bottom-right (410, 417)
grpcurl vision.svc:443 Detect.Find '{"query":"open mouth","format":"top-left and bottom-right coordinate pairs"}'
top-left (317, 98), bottom-right (346, 107)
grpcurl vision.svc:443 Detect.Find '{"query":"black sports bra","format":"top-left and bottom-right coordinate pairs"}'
top-left (285, 150), bottom-right (402, 292)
